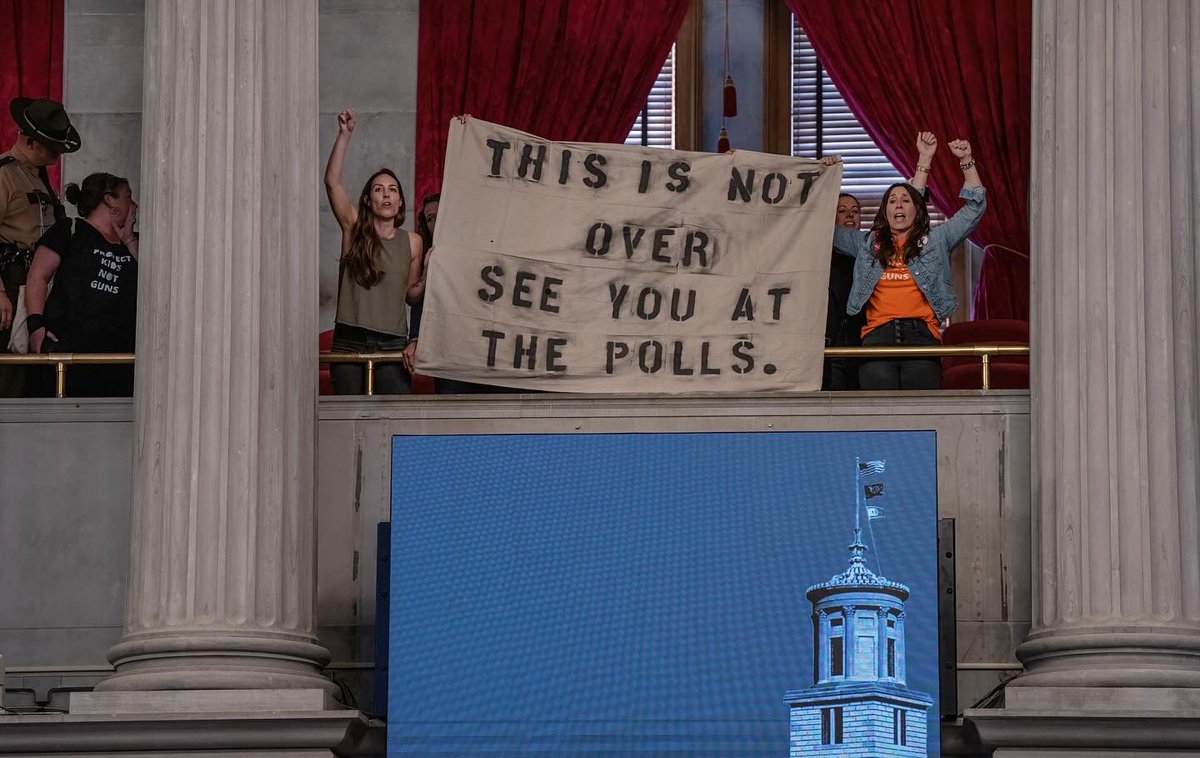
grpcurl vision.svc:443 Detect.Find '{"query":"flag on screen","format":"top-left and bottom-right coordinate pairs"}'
top-left (858, 460), bottom-right (885, 479)
top-left (866, 505), bottom-right (884, 521)
top-left (864, 483), bottom-right (884, 499)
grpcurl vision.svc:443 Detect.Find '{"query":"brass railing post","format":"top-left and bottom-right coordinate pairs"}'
top-left (980, 353), bottom-right (991, 390)
top-left (365, 359), bottom-right (375, 397)
top-left (55, 361), bottom-right (66, 398)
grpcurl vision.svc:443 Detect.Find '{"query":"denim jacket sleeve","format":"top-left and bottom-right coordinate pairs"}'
top-left (832, 225), bottom-right (865, 258)
top-left (933, 185), bottom-right (987, 251)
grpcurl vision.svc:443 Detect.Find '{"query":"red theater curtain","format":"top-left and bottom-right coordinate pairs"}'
top-left (0, 0), bottom-right (65, 187)
top-left (415, 0), bottom-right (689, 204)
top-left (786, 0), bottom-right (1031, 320)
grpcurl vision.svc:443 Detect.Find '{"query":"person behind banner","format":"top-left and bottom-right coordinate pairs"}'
top-left (828, 137), bottom-right (985, 390)
top-left (401, 192), bottom-right (437, 370)
top-left (823, 192), bottom-right (864, 390)
top-left (0, 97), bottom-right (79, 396)
top-left (24, 172), bottom-right (138, 397)
top-left (405, 191), bottom-right (509, 395)
top-left (324, 108), bottom-right (424, 395)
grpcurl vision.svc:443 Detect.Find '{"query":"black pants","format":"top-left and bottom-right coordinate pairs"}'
top-left (0, 261), bottom-right (27, 397)
top-left (330, 323), bottom-right (410, 396)
top-left (40, 335), bottom-right (135, 397)
top-left (859, 318), bottom-right (942, 390)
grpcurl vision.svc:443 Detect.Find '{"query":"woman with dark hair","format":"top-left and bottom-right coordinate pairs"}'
top-left (828, 137), bottom-right (985, 390)
top-left (324, 108), bottom-right (423, 395)
top-left (23, 171), bottom-right (138, 396)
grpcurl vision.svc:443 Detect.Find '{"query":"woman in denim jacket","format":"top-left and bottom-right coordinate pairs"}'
top-left (827, 138), bottom-right (985, 390)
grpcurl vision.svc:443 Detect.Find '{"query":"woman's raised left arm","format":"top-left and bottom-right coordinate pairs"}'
top-left (936, 139), bottom-right (986, 250)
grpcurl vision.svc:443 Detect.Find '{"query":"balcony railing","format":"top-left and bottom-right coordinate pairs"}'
top-left (0, 345), bottom-right (1030, 398)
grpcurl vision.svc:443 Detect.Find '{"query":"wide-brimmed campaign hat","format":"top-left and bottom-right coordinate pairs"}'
top-left (9, 97), bottom-right (80, 153)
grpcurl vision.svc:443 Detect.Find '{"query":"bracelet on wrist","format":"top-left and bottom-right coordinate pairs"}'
top-left (915, 164), bottom-right (931, 173)
top-left (25, 313), bottom-right (44, 333)
top-left (959, 160), bottom-right (976, 170)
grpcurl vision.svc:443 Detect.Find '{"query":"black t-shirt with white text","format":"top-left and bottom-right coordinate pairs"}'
top-left (39, 218), bottom-right (137, 351)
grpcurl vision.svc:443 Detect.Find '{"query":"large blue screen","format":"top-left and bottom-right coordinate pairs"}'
top-left (390, 431), bottom-right (938, 756)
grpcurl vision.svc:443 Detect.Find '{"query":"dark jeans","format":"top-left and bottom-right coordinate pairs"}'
top-left (330, 323), bottom-right (410, 396)
top-left (859, 318), bottom-right (942, 391)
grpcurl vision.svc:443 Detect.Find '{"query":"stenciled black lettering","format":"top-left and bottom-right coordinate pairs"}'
top-left (651, 228), bottom-right (675, 263)
top-left (482, 330), bottom-right (505, 367)
top-left (540, 277), bottom-right (563, 313)
top-left (608, 282), bottom-right (630, 319)
top-left (636, 287), bottom-right (663, 320)
top-left (478, 265), bottom-right (504, 302)
top-left (558, 149), bottom-right (572, 184)
top-left (638, 160), bottom-right (652, 194)
top-left (666, 161), bottom-right (691, 192)
top-left (796, 171), bottom-right (820, 204)
top-left (583, 153), bottom-right (608, 188)
top-left (728, 167), bottom-right (755, 202)
top-left (670, 288), bottom-right (696, 321)
top-left (731, 288), bottom-right (755, 321)
top-left (768, 286), bottom-right (792, 320)
top-left (732, 340), bottom-right (755, 374)
top-left (513, 334), bottom-right (538, 370)
top-left (486, 139), bottom-right (512, 176)
top-left (622, 226), bottom-right (645, 259)
top-left (586, 222), bottom-right (612, 256)
top-left (762, 172), bottom-right (788, 204)
top-left (682, 230), bottom-right (709, 268)
top-left (517, 143), bottom-right (547, 182)
top-left (512, 271), bottom-right (535, 308)
top-left (546, 338), bottom-right (567, 373)
top-left (672, 342), bottom-right (694, 376)
top-left (700, 342), bottom-right (721, 375)
top-left (639, 340), bottom-right (664, 374)
top-left (606, 341), bottom-right (630, 374)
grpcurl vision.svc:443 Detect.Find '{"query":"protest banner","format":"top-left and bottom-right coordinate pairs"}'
top-left (414, 116), bottom-right (843, 392)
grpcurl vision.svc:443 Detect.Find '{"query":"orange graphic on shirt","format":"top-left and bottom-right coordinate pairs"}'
top-left (862, 241), bottom-right (940, 339)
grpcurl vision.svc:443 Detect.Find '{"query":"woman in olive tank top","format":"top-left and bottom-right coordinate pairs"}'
top-left (323, 108), bottom-right (424, 395)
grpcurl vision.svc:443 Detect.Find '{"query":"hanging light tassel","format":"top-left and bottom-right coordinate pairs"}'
top-left (717, 126), bottom-right (731, 153)
top-left (721, 0), bottom-right (736, 118)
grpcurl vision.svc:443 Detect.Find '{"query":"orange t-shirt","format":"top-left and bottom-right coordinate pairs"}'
top-left (862, 236), bottom-right (941, 339)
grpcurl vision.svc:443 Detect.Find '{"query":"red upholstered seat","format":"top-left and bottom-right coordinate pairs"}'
top-left (940, 319), bottom-right (1029, 389)
top-left (319, 329), bottom-right (334, 396)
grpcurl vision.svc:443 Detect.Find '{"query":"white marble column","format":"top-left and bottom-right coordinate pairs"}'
top-left (972, 0), bottom-right (1200, 751)
top-left (1019, 0), bottom-right (1200, 689)
top-left (97, 0), bottom-right (331, 693)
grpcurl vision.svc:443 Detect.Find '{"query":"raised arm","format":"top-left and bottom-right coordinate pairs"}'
top-left (323, 109), bottom-right (358, 231)
top-left (908, 131), bottom-right (937, 192)
top-left (820, 155), bottom-right (864, 257)
top-left (950, 139), bottom-right (982, 188)
top-left (405, 231), bottom-right (425, 306)
top-left (935, 139), bottom-right (987, 250)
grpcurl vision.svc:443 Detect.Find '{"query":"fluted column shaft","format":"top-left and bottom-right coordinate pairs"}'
top-left (99, 0), bottom-right (329, 692)
top-left (1020, 0), bottom-right (1200, 687)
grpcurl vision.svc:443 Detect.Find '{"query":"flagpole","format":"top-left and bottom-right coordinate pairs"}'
top-left (854, 456), bottom-right (861, 533)
top-left (866, 507), bottom-right (882, 575)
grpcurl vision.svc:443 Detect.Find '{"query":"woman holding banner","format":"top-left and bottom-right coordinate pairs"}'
top-left (324, 108), bottom-right (424, 395)
top-left (827, 136), bottom-right (985, 390)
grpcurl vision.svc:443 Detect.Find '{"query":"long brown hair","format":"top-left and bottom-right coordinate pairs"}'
top-left (870, 183), bottom-right (930, 267)
top-left (343, 169), bottom-right (405, 288)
